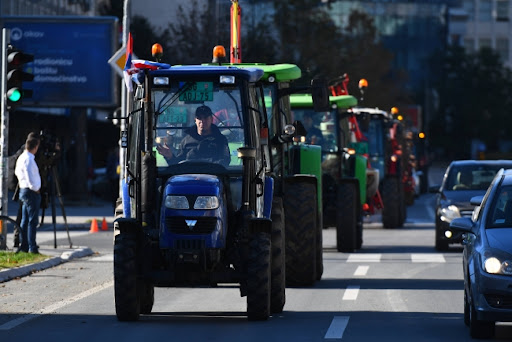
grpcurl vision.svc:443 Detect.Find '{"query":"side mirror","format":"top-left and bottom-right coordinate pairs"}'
top-left (311, 78), bottom-right (330, 112)
top-left (450, 217), bottom-right (474, 233)
top-left (470, 195), bottom-right (483, 206)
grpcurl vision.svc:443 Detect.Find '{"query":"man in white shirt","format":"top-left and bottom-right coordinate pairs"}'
top-left (14, 135), bottom-right (41, 253)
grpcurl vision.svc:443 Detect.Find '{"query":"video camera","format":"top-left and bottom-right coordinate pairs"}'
top-left (36, 130), bottom-right (62, 169)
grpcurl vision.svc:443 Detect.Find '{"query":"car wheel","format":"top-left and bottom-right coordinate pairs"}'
top-left (435, 222), bottom-right (449, 251)
top-left (469, 301), bottom-right (495, 339)
top-left (463, 289), bottom-right (470, 326)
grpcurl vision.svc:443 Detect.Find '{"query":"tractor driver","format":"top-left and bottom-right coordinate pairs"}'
top-left (157, 105), bottom-right (231, 167)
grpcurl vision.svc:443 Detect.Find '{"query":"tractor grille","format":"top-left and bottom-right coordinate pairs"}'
top-left (166, 216), bottom-right (217, 235)
top-left (173, 239), bottom-right (205, 250)
top-left (485, 294), bottom-right (512, 309)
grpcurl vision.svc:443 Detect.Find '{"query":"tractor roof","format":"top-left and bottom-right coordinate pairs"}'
top-left (151, 65), bottom-right (264, 83)
top-left (350, 107), bottom-right (392, 119)
top-left (290, 93), bottom-right (357, 109)
top-left (203, 63), bottom-right (301, 82)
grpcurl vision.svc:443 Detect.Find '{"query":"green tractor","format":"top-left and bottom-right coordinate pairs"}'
top-left (206, 53), bottom-right (328, 286)
top-left (289, 93), bottom-right (366, 252)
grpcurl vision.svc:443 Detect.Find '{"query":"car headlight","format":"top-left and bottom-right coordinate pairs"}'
top-left (440, 205), bottom-right (461, 223)
top-left (165, 195), bottom-right (189, 209)
top-left (482, 250), bottom-right (512, 275)
top-left (194, 196), bottom-right (219, 209)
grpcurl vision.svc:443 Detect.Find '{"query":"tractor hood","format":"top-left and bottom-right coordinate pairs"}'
top-left (165, 174), bottom-right (221, 196)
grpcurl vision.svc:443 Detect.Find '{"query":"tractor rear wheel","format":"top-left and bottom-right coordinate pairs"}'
top-left (114, 232), bottom-right (140, 321)
top-left (139, 281), bottom-right (154, 314)
top-left (382, 177), bottom-right (401, 228)
top-left (270, 197), bottom-right (286, 313)
top-left (284, 181), bottom-right (317, 286)
top-left (247, 232), bottom-right (271, 321)
top-left (337, 182), bottom-right (358, 253)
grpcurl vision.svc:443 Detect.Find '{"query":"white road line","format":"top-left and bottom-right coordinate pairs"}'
top-left (411, 253), bottom-right (446, 263)
top-left (0, 281), bottom-right (113, 331)
top-left (353, 265), bottom-right (369, 276)
top-left (342, 285), bottom-right (360, 300)
top-left (325, 316), bottom-right (350, 339)
top-left (347, 253), bottom-right (381, 263)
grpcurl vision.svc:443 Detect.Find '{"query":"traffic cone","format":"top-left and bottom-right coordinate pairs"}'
top-left (89, 218), bottom-right (99, 233)
top-left (101, 217), bottom-right (108, 231)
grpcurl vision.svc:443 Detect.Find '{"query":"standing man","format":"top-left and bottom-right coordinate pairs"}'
top-left (14, 135), bottom-right (41, 254)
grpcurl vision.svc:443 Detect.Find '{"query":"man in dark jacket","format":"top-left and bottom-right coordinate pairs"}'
top-left (157, 105), bottom-right (231, 167)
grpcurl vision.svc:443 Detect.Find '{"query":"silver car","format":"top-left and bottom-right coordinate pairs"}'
top-left (451, 168), bottom-right (512, 339)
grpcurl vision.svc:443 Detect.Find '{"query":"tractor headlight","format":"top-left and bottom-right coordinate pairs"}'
top-left (194, 196), bottom-right (219, 209)
top-left (165, 195), bottom-right (189, 209)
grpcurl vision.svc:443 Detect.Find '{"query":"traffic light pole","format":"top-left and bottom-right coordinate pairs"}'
top-left (0, 28), bottom-right (10, 250)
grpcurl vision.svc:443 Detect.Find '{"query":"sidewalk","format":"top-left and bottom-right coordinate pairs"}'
top-left (0, 193), bottom-right (115, 283)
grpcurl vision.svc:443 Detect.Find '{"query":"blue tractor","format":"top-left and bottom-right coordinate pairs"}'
top-left (113, 64), bottom-right (280, 321)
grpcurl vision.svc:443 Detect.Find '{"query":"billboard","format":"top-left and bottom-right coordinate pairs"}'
top-left (1, 16), bottom-right (118, 107)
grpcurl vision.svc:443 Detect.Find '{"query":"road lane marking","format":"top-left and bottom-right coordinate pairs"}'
top-left (411, 253), bottom-right (446, 263)
top-left (342, 285), bottom-right (360, 300)
top-left (347, 253), bottom-right (381, 262)
top-left (0, 281), bottom-right (113, 331)
top-left (325, 316), bottom-right (350, 339)
top-left (353, 265), bottom-right (369, 276)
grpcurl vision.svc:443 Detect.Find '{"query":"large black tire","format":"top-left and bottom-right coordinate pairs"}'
top-left (382, 177), bottom-right (402, 228)
top-left (284, 181), bottom-right (317, 286)
top-left (399, 180), bottom-right (407, 226)
top-left (247, 232), bottom-right (271, 321)
top-left (139, 281), bottom-right (154, 314)
top-left (270, 197), bottom-right (286, 313)
top-left (356, 208), bottom-right (363, 250)
top-left (114, 232), bottom-right (140, 321)
top-left (316, 199), bottom-right (323, 281)
top-left (336, 183), bottom-right (358, 253)
top-left (435, 220), bottom-right (449, 251)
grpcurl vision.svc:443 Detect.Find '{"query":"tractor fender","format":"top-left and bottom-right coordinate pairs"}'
top-left (262, 176), bottom-right (274, 219)
top-left (121, 177), bottom-right (131, 218)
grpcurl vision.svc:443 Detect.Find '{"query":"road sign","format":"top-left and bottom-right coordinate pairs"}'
top-left (108, 46), bottom-right (138, 77)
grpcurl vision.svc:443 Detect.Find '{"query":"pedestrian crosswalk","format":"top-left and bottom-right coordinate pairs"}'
top-left (347, 253), bottom-right (447, 263)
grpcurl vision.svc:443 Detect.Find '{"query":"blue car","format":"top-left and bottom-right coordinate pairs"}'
top-left (451, 168), bottom-right (512, 339)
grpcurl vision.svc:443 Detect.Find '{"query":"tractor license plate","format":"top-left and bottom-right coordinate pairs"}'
top-left (179, 82), bottom-right (213, 102)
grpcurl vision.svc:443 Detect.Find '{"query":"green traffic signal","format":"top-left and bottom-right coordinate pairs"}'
top-left (7, 88), bottom-right (21, 102)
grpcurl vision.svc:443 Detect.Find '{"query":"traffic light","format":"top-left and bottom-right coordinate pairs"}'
top-left (6, 45), bottom-right (34, 108)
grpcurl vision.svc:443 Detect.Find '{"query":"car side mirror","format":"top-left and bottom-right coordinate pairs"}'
top-left (450, 217), bottom-right (474, 234)
top-left (470, 195), bottom-right (483, 206)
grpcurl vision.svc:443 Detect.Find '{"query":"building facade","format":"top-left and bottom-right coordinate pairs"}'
top-left (448, 0), bottom-right (512, 68)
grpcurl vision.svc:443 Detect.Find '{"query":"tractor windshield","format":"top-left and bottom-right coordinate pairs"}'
top-left (152, 80), bottom-right (245, 170)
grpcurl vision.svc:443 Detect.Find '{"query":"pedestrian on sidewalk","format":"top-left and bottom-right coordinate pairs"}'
top-left (14, 135), bottom-right (42, 254)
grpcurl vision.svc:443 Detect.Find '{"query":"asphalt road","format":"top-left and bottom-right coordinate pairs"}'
top-left (1, 163), bottom-right (510, 341)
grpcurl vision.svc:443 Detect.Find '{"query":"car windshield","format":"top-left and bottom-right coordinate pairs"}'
top-left (152, 81), bottom-right (245, 170)
top-left (488, 185), bottom-right (512, 228)
top-left (445, 164), bottom-right (504, 191)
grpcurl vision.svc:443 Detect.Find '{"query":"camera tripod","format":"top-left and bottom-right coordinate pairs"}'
top-left (40, 165), bottom-right (73, 248)
top-left (15, 165), bottom-right (73, 249)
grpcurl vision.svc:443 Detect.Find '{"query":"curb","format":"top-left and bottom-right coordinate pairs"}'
top-left (0, 247), bottom-right (94, 283)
